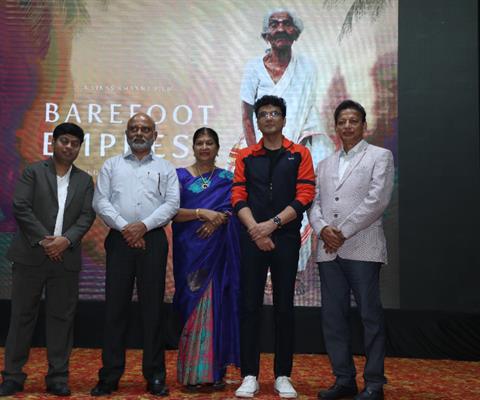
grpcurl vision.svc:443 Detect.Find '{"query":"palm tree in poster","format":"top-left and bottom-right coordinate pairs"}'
top-left (324, 0), bottom-right (393, 40)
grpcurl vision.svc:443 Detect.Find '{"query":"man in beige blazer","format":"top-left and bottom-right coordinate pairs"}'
top-left (309, 100), bottom-right (394, 400)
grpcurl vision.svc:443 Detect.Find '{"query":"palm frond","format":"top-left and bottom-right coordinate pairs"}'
top-left (20, 0), bottom-right (91, 29)
top-left (323, 0), bottom-right (393, 41)
top-left (56, 0), bottom-right (90, 28)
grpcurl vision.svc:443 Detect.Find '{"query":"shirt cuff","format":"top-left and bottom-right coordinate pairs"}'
top-left (338, 222), bottom-right (354, 240)
top-left (115, 215), bottom-right (129, 231)
top-left (233, 201), bottom-right (248, 214)
top-left (316, 220), bottom-right (329, 237)
top-left (63, 235), bottom-right (73, 247)
top-left (289, 200), bottom-right (307, 216)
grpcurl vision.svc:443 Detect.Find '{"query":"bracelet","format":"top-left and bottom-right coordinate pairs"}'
top-left (195, 208), bottom-right (200, 219)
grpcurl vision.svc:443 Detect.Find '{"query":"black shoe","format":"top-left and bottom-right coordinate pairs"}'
top-left (318, 383), bottom-right (358, 399)
top-left (0, 380), bottom-right (24, 397)
top-left (46, 382), bottom-right (71, 396)
top-left (184, 384), bottom-right (201, 392)
top-left (353, 388), bottom-right (384, 400)
top-left (90, 380), bottom-right (119, 396)
top-left (147, 379), bottom-right (169, 396)
top-left (211, 380), bottom-right (226, 391)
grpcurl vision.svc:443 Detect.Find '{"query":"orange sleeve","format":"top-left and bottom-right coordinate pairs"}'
top-left (231, 149), bottom-right (249, 213)
top-left (290, 145), bottom-right (316, 214)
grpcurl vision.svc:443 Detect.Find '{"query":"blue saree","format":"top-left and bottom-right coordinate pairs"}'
top-left (172, 167), bottom-right (240, 384)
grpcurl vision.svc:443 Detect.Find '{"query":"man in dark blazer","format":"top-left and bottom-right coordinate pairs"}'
top-left (0, 123), bottom-right (96, 397)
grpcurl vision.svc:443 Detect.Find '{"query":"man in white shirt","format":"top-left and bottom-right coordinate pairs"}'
top-left (91, 113), bottom-right (179, 397)
top-left (309, 100), bottom-right (394, 400)
top-left (1, 123), bottom-right (95, 397)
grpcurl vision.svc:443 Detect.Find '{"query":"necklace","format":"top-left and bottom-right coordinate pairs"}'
top-left (194, 165), bottom-right (216, 190)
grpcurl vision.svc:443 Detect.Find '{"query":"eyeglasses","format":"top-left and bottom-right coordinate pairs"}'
top-left (128, 126), bottom-right (153, 133)
top-left (268, 18), bottom-right (293, 29)
top-left (258, 110), bottom-right (283, 119)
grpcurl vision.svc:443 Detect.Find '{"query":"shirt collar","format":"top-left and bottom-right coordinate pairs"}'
top-left (57, 165), bottom-right (72, 180)
top-left (123, 148), bottom-right (155, 162)
top-left (251, 135), bottom-right (293, 155)
top-left (340, 139), bottom-right (367, 158)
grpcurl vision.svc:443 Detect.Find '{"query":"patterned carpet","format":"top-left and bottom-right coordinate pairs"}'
top-left (0, 348), bottom-right (479, 399)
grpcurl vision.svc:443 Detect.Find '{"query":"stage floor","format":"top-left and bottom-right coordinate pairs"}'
top-left (0, 349), bottom-right (479, 399)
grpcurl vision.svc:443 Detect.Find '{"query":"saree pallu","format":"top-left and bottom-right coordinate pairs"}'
top-left (173, 168), bottom-right (240, 384)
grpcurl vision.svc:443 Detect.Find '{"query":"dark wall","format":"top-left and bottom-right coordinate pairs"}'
top-left (399, 0), bottom-right (480, 311)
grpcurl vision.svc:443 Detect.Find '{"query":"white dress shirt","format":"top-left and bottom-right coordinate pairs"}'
top-left (93, 150), bottom-right (180, 231)
top-left (338, 139), bottom-right (368, 180)
top-left (53, 166), bottom-right (72, 236)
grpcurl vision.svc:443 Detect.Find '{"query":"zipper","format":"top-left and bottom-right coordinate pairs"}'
top-left (268, 147), bottom-right (285, 203)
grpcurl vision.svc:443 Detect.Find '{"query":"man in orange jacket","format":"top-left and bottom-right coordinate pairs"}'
top-left (232, 95), bottom-right (315, 398)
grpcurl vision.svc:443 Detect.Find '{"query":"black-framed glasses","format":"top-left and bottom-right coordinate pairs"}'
top-left (268, 18), bottom-right (294, 29)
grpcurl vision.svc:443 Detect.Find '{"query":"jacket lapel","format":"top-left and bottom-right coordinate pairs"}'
top-left (332, 151), bottom-right (341, 187)
top-left (64, 165), bottom-right (78, 210)
top-left (336, 144), bottom-right (369, 189)
top-left (45, 158), bottom-right (58, 203)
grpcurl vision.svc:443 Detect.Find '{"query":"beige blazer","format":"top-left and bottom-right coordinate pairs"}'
top-left (308, 142), bottom-right (394, 263)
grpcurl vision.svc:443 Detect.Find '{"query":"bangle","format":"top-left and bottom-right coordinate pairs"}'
top-left (195, 208), bottom-right (200, 219)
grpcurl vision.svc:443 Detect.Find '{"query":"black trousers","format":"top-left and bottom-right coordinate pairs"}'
top-left (98, 228), bottom-right (168, 383)
top-left (318, 257), bottom-right (387, 390)
top-left (239, 230), bottom-right (300, 378)
top-left (2, 260), bottom-right (79, 385)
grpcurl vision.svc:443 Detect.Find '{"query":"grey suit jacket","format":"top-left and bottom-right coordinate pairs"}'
top-left (309, 142), bottom-right (394, 263)
top-left (7, 158), bottom-right (96, 270)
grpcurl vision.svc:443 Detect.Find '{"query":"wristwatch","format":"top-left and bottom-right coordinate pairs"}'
top-left (272, 215), bottom-right (282, 228)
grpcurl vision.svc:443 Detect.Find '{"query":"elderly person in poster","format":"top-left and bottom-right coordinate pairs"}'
top-left (309, 100), bottom-right (394, 400)
top-left (243, 10), bottom-right (309, 145)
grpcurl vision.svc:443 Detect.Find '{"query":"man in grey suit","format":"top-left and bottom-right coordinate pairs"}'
top-left (309, 100), bottom-right (394, 400)
top-left (0, 123), bottom-right (95, 397)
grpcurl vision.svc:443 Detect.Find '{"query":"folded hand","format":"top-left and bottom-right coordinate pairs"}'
top-left (41, 235), bottom-right (70, 262)
top-left (196, 222), bottom-right (217, 239)
top-left (255, 236), bottom-right (275, 251)
top-left (122, 222), bottom-right (147, 246)
top-left (320, 226), bottom-right (345, 253)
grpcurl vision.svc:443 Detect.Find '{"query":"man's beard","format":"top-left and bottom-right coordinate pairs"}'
top-left (127, 137), bottom-right (154, 152)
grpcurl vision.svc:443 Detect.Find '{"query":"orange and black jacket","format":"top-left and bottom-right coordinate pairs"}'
top-left (232, 136), bottom-right (315, 232)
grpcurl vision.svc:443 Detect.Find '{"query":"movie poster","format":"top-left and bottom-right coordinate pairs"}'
top-left (0, 0), bottom-right (398, 306)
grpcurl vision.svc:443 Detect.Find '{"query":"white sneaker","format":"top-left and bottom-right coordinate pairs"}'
top-left (235, 375), bottom-right (259, 398)
top-left (274, 376), bottom-right (297, 398)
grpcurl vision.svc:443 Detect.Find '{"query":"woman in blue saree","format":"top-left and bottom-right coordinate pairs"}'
top-left (172, 127), bottom-right (240, 390)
